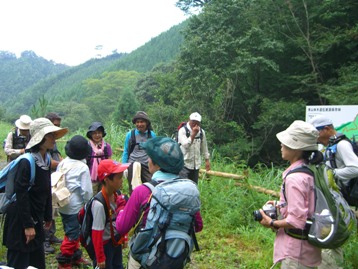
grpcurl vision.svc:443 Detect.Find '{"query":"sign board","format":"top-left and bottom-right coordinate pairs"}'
top-left (306, 105), bottom-right (358, 140)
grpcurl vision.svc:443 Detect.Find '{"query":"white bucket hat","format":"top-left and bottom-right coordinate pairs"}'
top-left (15, 115), bottom-right (32, 130)
top-left (276, 120), bottom-right (319, 151)
top-left (190, 112), bottom-right (202, 122)
top-left (26, 118), bottom-right (68, 149)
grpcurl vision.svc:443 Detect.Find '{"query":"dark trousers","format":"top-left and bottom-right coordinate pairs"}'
top-left (94, 241), bottom-right (124, 269)
top-left (179, 167), bottom-right (199, 184)
top-left (44, 219), bottom-right (56, 241)
top-left (7, 244), bottom-right (46, 269)
top-left (127, 162), bottom-right (152, 194)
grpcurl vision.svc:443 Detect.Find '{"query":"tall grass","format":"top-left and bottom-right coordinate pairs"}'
top-left (0, 121), bottom-right (357, 268)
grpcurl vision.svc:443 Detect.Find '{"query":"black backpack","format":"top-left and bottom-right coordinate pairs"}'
top-left (78, 192), bottom-right (109, 260)
top-left (128, 129), bottom-right (152, 157)
top-left (326, 133), bottom-right (358, 207)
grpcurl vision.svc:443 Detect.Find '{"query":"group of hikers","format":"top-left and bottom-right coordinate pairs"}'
top-left (1, 110), bottom-right (358, 269)
top-left (1, 111), bottom-right (209, 269)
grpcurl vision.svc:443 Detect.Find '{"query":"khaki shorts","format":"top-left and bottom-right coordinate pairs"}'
top-left (318, 248), bottom-right (343, 269)
top-left (280, 258), bottom-right (317, 269)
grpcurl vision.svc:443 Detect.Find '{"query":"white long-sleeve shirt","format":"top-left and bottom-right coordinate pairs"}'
top-left (57, 157), bottom-right (93, 214)
top-left (326, 139), bottom-right (358, 186)
top-left (178, 123), bottom-right (210, 170)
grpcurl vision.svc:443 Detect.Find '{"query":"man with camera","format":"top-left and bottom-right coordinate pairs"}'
top-left (4, 115), bottom-right (32, 162)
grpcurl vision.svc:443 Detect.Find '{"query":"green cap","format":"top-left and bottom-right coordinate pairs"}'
top-left (140, 137), bottom-right (184, 174)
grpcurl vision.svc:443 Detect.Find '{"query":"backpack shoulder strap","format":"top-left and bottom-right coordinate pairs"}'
top-left (147, 130), bottom-right (152, 139)
top-left (93, 192), bottom-right (109, 221)
top-left (104, 142), bottom-right (108, 158)
top-left (19, 153), bottom-right (36, 187)
top-left (128, 129), bottom-right (137, 156)
top-left (142, 180), bottom-right (158, 192)
top-left (283, 166), bottom-right (313, 203)
top-left (183, 124), bottom-right (204, 140)
top-left (129, 181), bottom-right (159, 236)
top-left (327, 133), bottom-right (355, 168)
top-left (183, 124), bottom-right (190, 138)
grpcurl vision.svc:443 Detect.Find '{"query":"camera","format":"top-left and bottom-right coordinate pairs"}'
top-left (253, 204), bottom-right (277, 221)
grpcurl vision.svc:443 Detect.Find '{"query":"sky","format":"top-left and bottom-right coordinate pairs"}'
top-left (0, 0), bottom-right (188, 66)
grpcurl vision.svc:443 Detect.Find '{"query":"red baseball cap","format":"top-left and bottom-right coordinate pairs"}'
top-left (97, 159), bottom-right (130, 181)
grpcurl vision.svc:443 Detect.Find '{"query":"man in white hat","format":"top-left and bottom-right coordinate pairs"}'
top-left (309, 115), bottom-right (358, 269)
top-left (4, 115), bottom-right (32, 162)
top-left (178, 112), bottom-right (210, 183)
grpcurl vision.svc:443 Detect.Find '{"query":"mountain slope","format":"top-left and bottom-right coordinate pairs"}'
top-left (0, 51), bottom-right (69, 106)
top-left (1, 21), bottom-right (187, 116)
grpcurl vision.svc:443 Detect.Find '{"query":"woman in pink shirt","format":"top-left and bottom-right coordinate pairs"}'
top-left (259, 121), bottom-right (321, 268)
top-left (116, 137), bottom-right (203, 269)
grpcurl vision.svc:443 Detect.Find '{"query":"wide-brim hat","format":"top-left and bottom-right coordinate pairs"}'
top-left (15, 115), bottom-right (32, 130)
top-left (86, 122), bottom-right (106, 138)
top-left (140, 137), bottom-right (184, 174)
top-left (276, 120), bottom-right (319, 151)
top-left (65, 135), bottom-right (91, 160)
top-left (97, 159), bottom-right (130, 181)
top-left (132, 111), bottom-right (151, 125)
top-left (26, 118), bottom-right (68, 149)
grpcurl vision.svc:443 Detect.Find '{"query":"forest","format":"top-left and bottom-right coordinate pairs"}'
top-left (1, 0), bottom-right (358, 166)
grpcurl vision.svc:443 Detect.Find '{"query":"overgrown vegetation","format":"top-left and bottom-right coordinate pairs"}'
top-left (1, 0), bottom-right (358, 167)
top-left (0, 122), bottom-right (357, 268)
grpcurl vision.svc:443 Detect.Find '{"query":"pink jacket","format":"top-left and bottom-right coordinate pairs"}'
top-left (274, 160), bottom-right (321, 267)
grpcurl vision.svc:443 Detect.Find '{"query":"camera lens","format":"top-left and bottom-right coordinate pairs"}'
top-left (253, 210), bottom-right (263, 221)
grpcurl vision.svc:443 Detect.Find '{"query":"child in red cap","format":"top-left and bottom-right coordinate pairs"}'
top-left (90, 159), bottom-right (130, 269)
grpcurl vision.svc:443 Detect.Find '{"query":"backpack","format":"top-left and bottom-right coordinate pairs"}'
top-left (130, 178), bottom-right (200, 269)
top-left (12, 129), bottom-right (29, 150)
top-left (283, 160), bottom-right (356, 249)
top-left (128, 129), bottom-right (152, 157)
top-left (0, 153), bottom-right (35, 214)
top-left (172, 122), bottom-right (203, 143)
top-left (78, 192), bottom-right (109, 260)
top-left (51, 161), bottom-right (82, 208)
top-left (326, 133), bottom-right (358, 207)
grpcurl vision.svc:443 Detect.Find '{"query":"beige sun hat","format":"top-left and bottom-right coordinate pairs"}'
top-left (276, 120), bottom-right (319, 151)
top-left (26, 118), bottom-right (68, 149)
top-left (15, 115), bottom-right (32, 130)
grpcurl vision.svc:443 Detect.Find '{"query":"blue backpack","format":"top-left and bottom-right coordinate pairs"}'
top-left (0, 153), bottom-right (36, 214)
top-left (326, 133), bottom-right (358, 207)
top-left (130, 179), bottom-right (201, 269)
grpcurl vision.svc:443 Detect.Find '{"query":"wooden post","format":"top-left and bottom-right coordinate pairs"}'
top-left (199, 169), bottom-right (279, 197)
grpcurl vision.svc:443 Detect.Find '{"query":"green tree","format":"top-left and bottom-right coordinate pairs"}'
top-left (82, 70), bottom-right (140, 123)
top-left (31, 96), bottom-right (49, 118)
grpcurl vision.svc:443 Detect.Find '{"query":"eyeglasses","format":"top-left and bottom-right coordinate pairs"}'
top-left (316, 126), bottom-right (326, 132)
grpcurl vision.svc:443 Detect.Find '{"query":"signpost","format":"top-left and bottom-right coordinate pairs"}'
top-left (306, 105), bottom-right (358, 140)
